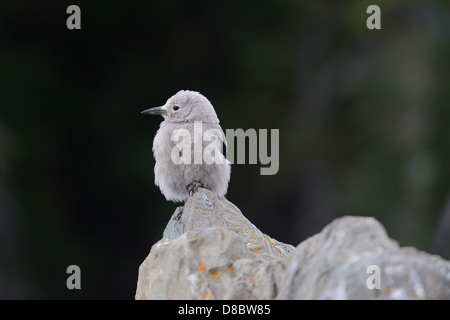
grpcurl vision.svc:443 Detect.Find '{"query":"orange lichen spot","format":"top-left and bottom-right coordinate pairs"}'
top-left (210, 271), bottom-right (222, 278)
top-left (226, 266), bottom-right (236, 273)
top-left (276, 248), bottom-right (282, 253)
top-left (250, 276), bottom-right (255, 281)
top-left (219, 212), bottom-right (224, 216)
top-left (254, 248), bottom-right (261, 254)
top-left (198, 265), bottom-right (207, 272)
top-left (251, 236), bottom-right (256, 239)
top-left (244, 241), bottom-right (249, 245)
top-left (205, 293), bottom-right (211, 299)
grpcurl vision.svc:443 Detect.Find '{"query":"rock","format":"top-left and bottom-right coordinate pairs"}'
top-left (135, 188), bottom-right (450, 300)
top-left (163, 189), bottom-right (295, 259)
top-left (135, 188), bottom-right (294, 300)
top-left (275, 217), bottom-right (450, 299)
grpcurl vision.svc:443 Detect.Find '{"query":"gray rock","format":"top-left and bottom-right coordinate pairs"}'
top-left (163, 189), bottom-right (295, 259)
top-left (135, 188), bottom-right (450, 300)
top-left (275, 217), bottom-right (450, 299)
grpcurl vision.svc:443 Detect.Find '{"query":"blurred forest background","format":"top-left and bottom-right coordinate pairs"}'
top-left (0, 0), bottom-right (449, 299)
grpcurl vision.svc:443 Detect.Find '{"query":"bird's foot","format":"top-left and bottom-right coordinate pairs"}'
top-left (187, 180), bottom-right (203, 196)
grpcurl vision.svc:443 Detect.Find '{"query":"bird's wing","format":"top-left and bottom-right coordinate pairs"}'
top-left (222, 141), bottom-right (227, 160)
top-left (203, 126), bottom-right (229, 165)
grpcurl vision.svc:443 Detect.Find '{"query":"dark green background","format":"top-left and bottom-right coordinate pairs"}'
top-left (0, 0), bottom-right (449, 299)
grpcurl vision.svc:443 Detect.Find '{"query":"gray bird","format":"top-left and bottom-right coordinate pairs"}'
top-left (141, 90), bottom-right (231, 202)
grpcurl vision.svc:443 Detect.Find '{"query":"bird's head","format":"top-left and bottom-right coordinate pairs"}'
top-left (141, 90), bottom-right (219, 124)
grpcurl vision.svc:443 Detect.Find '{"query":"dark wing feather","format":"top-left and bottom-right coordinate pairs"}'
top-left (222, 141), bottom-right (227, 160)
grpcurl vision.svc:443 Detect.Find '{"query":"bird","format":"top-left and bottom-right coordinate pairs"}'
top-left (141, 90), bottom-right (231, 202)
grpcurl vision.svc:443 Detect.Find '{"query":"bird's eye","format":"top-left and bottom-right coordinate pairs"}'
top-left (173, 105), bottom-right (180, 111)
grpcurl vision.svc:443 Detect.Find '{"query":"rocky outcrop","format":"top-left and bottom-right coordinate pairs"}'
top-left (135, 188), bottom-right (450, 299)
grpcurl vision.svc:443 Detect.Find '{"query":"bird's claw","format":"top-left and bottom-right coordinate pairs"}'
top-left (187, 180), bottom-right (203, 196)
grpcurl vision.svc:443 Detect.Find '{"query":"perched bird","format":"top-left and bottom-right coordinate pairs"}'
top-left (141, 90), bottom-right (231, 202)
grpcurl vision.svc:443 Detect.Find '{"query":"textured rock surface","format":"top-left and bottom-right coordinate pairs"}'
top-left (163, 189), bottom-right (294, 259)
top-left (135, 188), bottom-right (450, 300)
top-left (275, 217), bottom-right (450, 299)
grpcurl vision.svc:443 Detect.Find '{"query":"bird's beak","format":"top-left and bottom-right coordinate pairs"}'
top-left (141, 106), bottom-right (167, 116)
